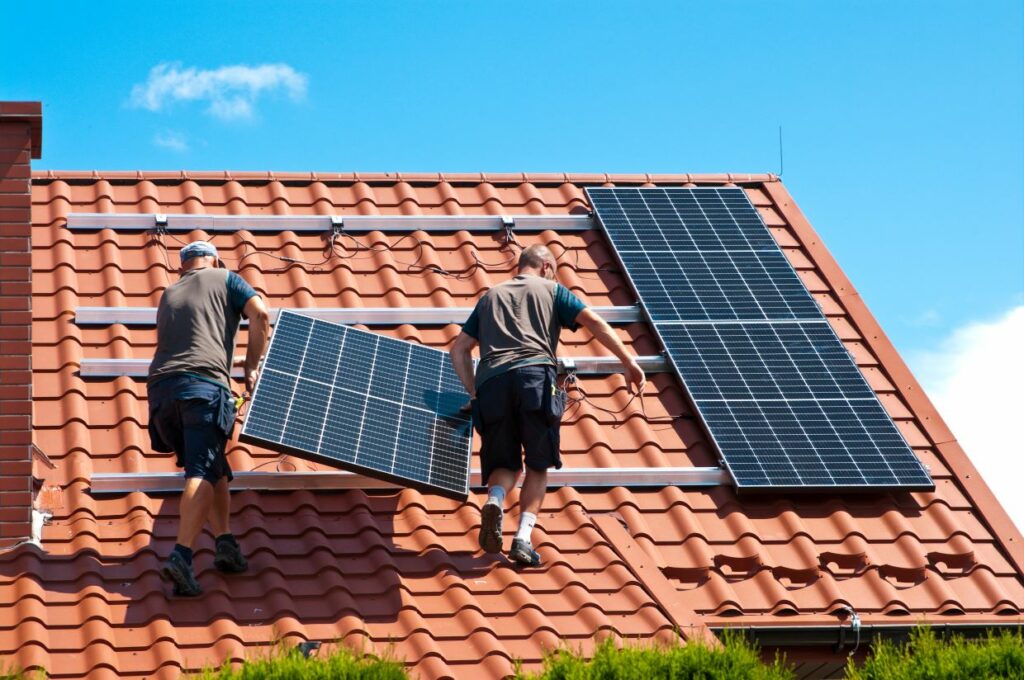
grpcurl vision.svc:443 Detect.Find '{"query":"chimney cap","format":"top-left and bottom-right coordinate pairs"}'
top-left (0, 101), bottom-right (43, 159)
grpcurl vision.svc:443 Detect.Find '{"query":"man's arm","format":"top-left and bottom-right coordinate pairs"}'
top-left (575, 307), bottom-right (646, 394)
top-left (242, 295), bottom-right (270, 393)
top-left (450, 331), bottom-right (479, 398)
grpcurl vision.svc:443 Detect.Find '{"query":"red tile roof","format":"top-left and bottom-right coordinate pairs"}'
top-left (2, 172), bottom-right (1021, 679)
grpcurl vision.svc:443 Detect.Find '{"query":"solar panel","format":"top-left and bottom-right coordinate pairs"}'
top-left (240, 310), bottom-right (473, 500)
top-left (587, 186), bottom-right (933, 491)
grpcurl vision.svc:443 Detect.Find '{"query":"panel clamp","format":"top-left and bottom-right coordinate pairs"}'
top-left (329, 215), bottom-right (344, 236)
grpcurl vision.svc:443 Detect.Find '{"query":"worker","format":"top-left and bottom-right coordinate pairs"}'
top-left (148, 240), bottom-right (270, 596)
top-left (450, 244), bottom-right (646, 567)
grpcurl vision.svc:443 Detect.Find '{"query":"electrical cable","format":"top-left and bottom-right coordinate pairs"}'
top-left (154, 224), bottom-right (664, 431)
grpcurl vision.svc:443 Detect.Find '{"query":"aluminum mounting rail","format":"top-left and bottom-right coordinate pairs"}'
top-left (75, 305), bottom-right (644, 326)
top-left (65, 213), bottom-right (595, 233)
top-left (89, 467), bottom-right (729, 494)
top-left (79, 355), bottom-right (670, 378)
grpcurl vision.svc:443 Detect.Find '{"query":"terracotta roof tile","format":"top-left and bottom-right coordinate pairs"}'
top-left (1, 173), bottom-right (1020, 678)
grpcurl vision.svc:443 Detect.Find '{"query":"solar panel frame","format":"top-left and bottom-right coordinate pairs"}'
top-left (586, 186), bottom-right (934, 492)
top-left (240, 310), bottom-right (473, 500)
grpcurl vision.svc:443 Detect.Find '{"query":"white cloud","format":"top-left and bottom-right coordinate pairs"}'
top-left (130, 62), bottom-right (308, 120)
top-left (911, 305), bottom-right (1024, 532)
top-left (153, 130), bottom-right (188, 152)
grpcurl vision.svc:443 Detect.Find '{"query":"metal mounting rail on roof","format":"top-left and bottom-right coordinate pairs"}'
top-left (65, 213), bottom-right (595, 233)
top-left (75, 305), bottom-right (644, 326)
top-left (89, 467), bottom-right (729, 494)
top-left (79, 355), bottom-right (671, 378)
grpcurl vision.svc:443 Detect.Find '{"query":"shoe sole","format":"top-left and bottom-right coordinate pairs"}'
top-left (508, 542), bottom-right (541, 568)
top-left (161, 562), bottom-right (201, 597)
top-left (213, 557), bottom-right (248, 574)
top-left (479, 502), bottom-right (503, 554)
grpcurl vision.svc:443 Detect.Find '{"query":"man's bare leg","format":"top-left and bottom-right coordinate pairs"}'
top-left (162, 476), bottom-right (213, 596)
top-left (209, 477), bottom-right (231, 537)
top-left (509, 467), bottom-right (547, 566)
top-left (479, 468), bottom-right (520, 554)
top-left (518, 467), bottom-right (547, 516)
top-left (208, 477), bottom-right (248, 572)
top-left (486, 468), bottom-right (519, 495)
top-left (178, 477), bottom-right (214, 548)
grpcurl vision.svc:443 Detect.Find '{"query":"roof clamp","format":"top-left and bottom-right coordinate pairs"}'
top-left (501, 216), bottom-right (516, 246)
top-left (561, 357), bottom-right (578, 389)
top-left (329, 215), bottom-right (344, 236)
top-left (153, 213), bottom-right (168, 235)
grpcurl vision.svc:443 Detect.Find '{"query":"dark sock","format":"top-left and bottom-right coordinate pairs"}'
top-left (173, 544), bottom-right (193, 565)
top-left (215, 533), bottom-right (237, 547)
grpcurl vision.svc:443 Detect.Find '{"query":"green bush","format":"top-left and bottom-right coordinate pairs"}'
top-left (515, 631), bottom-right (794, 680)
top-left (846, 626), bottom-right (1024, 680)
top-left (197, 644), bottom-right (408, 680)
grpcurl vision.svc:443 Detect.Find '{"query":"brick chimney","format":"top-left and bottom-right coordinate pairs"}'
top-left (0, 102), bottom-right (41, 549)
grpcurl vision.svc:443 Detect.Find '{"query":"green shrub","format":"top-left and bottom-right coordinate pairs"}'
top-left (197, 644), bottom-right (409, 680)
top-left (516, 631), bottom-right (794, 680)
top-left (0, 665), bottom-right (43, 680)
top-left (846, 626), bottom-right (1024, 680)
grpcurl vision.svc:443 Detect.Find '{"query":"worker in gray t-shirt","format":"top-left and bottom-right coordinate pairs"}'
top-left (149, 240), bottom-right (270, 596)
top-left (450, 244), bottom-right (646, 567)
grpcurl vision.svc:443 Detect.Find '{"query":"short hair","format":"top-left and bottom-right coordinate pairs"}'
top-left (518, 244), bottom-right (555, 271)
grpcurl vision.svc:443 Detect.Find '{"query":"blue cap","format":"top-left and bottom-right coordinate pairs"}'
top-left (180, 240), bottom-right (219, 263)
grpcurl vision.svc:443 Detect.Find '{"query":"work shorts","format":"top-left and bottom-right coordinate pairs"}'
top-left (471, 364), bottom-right (566, 484)
top-left (148, 374), bottom-right (236, 485)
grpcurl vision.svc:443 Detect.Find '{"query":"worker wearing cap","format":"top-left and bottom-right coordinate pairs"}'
top-left (148, 240), bottom-right (270, 596)
top-left (450, 244), bottom-right (646, 567)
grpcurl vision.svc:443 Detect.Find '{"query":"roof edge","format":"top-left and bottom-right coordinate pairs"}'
top-left (762, 181), bottom-right (1024, 577)
top-left (30, 170), bottom-right (779, 185)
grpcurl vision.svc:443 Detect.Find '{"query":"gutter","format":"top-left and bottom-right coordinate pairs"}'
top-left (718, 621), bottom-right (1024, 654)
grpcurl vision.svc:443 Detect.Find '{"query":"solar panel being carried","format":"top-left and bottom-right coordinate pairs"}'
top-left (240, 310), bottom-right (473, 500)
top-left (587, 186), bottom-right (933, 491)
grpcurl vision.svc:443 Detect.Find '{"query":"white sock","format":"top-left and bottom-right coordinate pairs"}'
top-left (516, 512), bottom-right (537, 543)
top-left (487, 485), bottom-right (506, 505)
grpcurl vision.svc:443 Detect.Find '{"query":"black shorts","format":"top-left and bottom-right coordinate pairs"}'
top-left (472, 365), bottom-right (566, 484)
top-left (148, 375), bottom-right (236, 485)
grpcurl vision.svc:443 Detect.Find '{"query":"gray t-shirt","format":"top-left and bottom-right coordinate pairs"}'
top-left (148, 267), bottom-right (257, 390)
top-left (462, 275), bottom-right (587, 389)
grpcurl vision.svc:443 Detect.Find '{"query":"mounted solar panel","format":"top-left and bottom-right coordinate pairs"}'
top-left (587, 186), bottom-right (933, 492)
top-left (240, 310), bottom-right (473, 500)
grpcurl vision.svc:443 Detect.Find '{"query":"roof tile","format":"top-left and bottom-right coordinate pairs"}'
top-left (2, 174), bottom-right (1019, 678)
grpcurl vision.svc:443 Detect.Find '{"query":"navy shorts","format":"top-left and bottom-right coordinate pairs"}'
top-left (148, 375), bottom-right (236, 484)
top-left (472, 365), bottom-right (566, 484)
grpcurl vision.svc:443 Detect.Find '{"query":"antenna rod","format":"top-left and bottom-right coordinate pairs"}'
top-left (778, 125), bottom-right (784, 177)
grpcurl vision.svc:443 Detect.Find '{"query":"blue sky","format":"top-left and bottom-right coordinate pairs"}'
top-left (2, 2), bottom-right (1023, 521)
top-left (3, 2), bottom-right (1020, 358)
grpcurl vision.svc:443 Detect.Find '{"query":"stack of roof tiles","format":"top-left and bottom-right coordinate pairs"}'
top-left (0, 171), bottom-right (1021, 679)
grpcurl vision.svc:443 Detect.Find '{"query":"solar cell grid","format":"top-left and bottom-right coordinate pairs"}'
top-left (241, 310), bottom-right (473, 499)
top-left (587, 186), bottom-right (933, 491)
top-left (658, 322), bottom-right (875, 402)
top-left (616, 249), bottom-right (820, 321)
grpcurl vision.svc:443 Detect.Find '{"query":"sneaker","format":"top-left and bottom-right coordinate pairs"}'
top-left (213, 537), bottom-right (249, 574)
top-left (508, 538), bottom-right (542, 568)
top-left (478, 500), bottom-right (504, 554)
top-left (161, 550), bottom-right (202, 597)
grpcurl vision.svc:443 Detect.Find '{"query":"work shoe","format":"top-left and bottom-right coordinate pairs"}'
top-left (214, 536), bottom-right (249, 573)
top-left (478, 500), bottom-right (504, 554)
top-left (161, 551), bottom-right (202, 597)
top-left (508, 538), bottom-right (542, 568)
